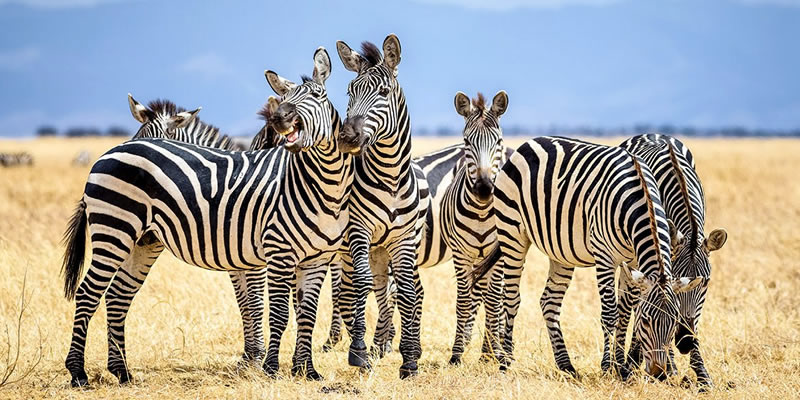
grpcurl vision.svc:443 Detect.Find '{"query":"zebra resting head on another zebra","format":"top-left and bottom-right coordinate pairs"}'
top-left (264, 47), bottom-right (335, 153)
top-left (454, 91), bottom-right (508, 202)
top-left (336, 34), bottom-right (402, 155)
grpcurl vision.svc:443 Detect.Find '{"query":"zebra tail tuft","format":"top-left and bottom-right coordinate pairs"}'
top-left (61, 200), bottom-right (87, 300)
top-left (469, 243), bottom-right (501, 291)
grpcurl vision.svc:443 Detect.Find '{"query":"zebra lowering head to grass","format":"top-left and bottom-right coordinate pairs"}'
top-left (439, 91), bottom-right (511, 365)
top-left (60, 47), bottom-right (351, 386)
top-left (334, 34), bottom-right (426, 378)
top-left (471, 137), bottom-right (703, 380)
top-left (619, 134), bottom-right (727, 388)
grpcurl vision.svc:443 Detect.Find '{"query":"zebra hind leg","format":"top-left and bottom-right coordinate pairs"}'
top-left (594, 261), bottom-right (620, 375)
top-left (615, 268), bottom-right (641, 380)
top-left (322, 261), bottom-right (343, 352)
top-left (540, 259), bottom-right (577, 376)
top-left (263, 264), bottom-right (293, 377)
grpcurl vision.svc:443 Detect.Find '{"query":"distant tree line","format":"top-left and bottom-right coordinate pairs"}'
top-left (414, 123), bottom-right (800, 137)
top-left (36, 125), bottom-right (131, 137)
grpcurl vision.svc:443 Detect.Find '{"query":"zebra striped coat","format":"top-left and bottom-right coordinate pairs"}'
top-left (472, 136), bottom-right (703, 379)
top-left (619, 133), bottom-right (727, 386)
top-left (60, 48), bottom-right (350, 387)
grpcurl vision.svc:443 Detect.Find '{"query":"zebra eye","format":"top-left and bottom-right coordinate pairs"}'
top-left (378, 87), bottom-right (390, 96)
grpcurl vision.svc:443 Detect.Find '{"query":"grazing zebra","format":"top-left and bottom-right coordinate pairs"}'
top-left (60, 47), bottom-right (351, 386)
top-left (334, 34), bottom-right (426, 378)
top-left (471, 137), bottom-right (703, 379)
top-left (618, 134), bottom-right (727, 386)
top-left (438, 91), bottom-right (512, 365)
top-left (0, 152), bottom-right (33, 167)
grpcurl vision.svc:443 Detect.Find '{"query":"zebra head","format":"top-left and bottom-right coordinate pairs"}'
top-left (671, 226), bottom-right (727, 354)
top-left (264, 47), bottom-right (334, 153)
top-left (623, 263), bottom-right (704, 379)
top-left (336, 34), bottom-right (403, 155)
top-left (454, 91), bottom-right (508, 202)
top-left (128, 94), bottom-right (201, 139)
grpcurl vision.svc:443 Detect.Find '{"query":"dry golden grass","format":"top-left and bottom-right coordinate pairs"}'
top-left (0, 136), bottom-right (799, 399)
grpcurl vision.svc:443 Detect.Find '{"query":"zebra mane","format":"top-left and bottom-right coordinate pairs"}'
top-left (472, 92), bottom-right (486, 111)
top-left (630, 153), bottom-right (668, 284)
top-left (143, 99), bottom-right (239, 151)
top-left (666, 143), bottom-right (700, 252)
top-left (300, 75), bottom-right (313, 83)
top-left (360, 41), bottom-right (382, 68)
top-left (251, 101), bottom-right (282, 150)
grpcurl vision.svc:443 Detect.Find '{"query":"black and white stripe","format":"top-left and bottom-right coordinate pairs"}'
top-left (619, 133), bottom-right (727, 386)
top-left (60, 47), bottom-right (351, 387)
top-left (471, 136), bottom-right (703, 379)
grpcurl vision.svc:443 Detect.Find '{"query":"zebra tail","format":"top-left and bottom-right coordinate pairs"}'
top-left (61, 200), bottom-right (87, 300)
top-left (469, 243), bottom-right (501, 291)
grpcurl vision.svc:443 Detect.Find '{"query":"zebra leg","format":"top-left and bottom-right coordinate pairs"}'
top-left (104, 232), bottom-right (163, 384)
top-left (615, 269), bottom-right (641, 380)
top-left (370, 247), bottom-right (395, 359)
top-left (322, 260), bottom-right (343, 352)
top-left (65, 233), bottom-right (136, 387)
top-left (540, 259), bottom-right (577, 376)
top-left (263, 265), bottom-right (292, 377)
top-left (229, 270), bottom-right (267, 365)
top-left (483, 264), bottom-right (505, 363)
top-left (339, 231), bottom-right (373, 369)
top-left (290, 263), bottom-right (327, 380)
top-left (690, 346), bottom-right (712, 388)
top-left (387, 238), bottom-right (423, 379)
top-left (595, 261), bottom-right (619, 374)
top-left (499, 237), bottom-right (530, 369)
top-left (449, 256), bottom-right (474, 365)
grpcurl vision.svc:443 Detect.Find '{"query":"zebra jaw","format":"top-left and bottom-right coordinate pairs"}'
top-left (277, 120), bottom-right (305, 151)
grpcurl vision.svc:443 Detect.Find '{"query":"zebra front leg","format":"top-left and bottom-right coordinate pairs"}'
top-left (322, 260), bottom-right (343, 352)
top-left (370, 246), bottom-right (395, 359)
top-left (690, 346), bottom-right (712, 389)
top-left (482, 265), bottom-right (505, 363)
top-left (104, 233), bottom-right (163, 384)
top-left (595, 261), bottom-right (620, 374)
top-left (615, 269), bottom-right (641, 380)
top-left (387, 239), bottom-right (422, 379)
top-left (263, 266), bottom-right (292, 377)
top-left (540, 259), bottom-right (577, 376)
top-left (449, 257), bottom-right (474, 365)
top-left (339, 232), bottom-right (373, 369)
top-left (291, 263), bottom-right (327, 380)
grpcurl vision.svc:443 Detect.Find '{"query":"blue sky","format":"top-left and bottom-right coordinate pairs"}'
top-left (0, 0), bottom-right (798, 137)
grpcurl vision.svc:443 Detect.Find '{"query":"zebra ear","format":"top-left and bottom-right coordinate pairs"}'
top-left (672, 276), bottom-right (704, 293)
top-left (668, 219), bottom-right (686, 252)
top-left (621, 263), bottom-right (652, 290)
top-left (491, 90), bottom-right (509, 117)
top-left (265, 70), bottom-right (296, 96)
top-left (454, 92), bottom-right (472, 118)
top-left (336, 40), bottom-right (363, 73)
top-left (705, 228), bottom-right (727, 252)
top-left (312, 47), bottom-right (331, 85)
top-left (128, 93), bottom-right (153, 123)
top-left (168, 107), bottom-right (201, 130)
top-left (382, 33), bottom-right (402, 71)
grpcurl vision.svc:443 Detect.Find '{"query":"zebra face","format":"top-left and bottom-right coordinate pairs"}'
top-left (672, 228), bottom-right (727, 354)
top-left (454, 91), bottom-right (508, 202)
top-left (264, 47), bottom-right (334, 153)
top-left (336, 34), bottom-right (402, 155)
top-left (128, 93), bottom-right (201, 139)
top-left (624, 266), bottom-right (704, 378)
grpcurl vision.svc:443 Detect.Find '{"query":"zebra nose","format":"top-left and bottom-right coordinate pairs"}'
top-left (473, 177), bottom-right (493, 201)
top-left (275, 103), bottom-right (296, 121)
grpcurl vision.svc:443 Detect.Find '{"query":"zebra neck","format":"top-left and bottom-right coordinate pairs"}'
top-left (361, 93), bottom-right (413, 195)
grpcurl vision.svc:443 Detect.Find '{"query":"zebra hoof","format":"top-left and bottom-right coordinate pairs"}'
top-left (399, 361), bottom-right (418, 379)
top-left (322, 341), bottom-right (335, 352)
top-left (69, 370), bottom-right (89, 388)
top-left (448, 354), bottom-right (462, 365)
top-left (291, 363), bottom-right (322, 381)
top-left (619, 365), bottom-right (633, 382)
top-left (559, 364), bottom-right (578, 378)
top-left (110, 368), bottom-right (132, 385)
top-left (348, 340), bottom-right (371, 369)
top-left (263, 361), bottom-right (280, 378)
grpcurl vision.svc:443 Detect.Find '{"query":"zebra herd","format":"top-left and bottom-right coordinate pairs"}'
top-left (0, 151), bottom-right (33, 167)
top-left (59, 34), bottom-right (728, 390)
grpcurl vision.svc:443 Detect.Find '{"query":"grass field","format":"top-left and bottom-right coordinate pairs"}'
top-left (0, 136), bottom-right (799, 399)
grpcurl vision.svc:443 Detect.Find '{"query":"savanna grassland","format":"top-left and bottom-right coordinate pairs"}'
top-left (0, 136), bottom-right (799, 399)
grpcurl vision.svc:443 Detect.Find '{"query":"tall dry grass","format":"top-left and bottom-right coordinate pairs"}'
top-left (0, 136), bottom-right (798, 399)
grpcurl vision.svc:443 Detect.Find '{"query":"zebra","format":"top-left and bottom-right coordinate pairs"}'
top-left (0, 152), bottom-right (33, 167)
top-left (333, 34), bottom-right (426, 378)
top-left (437, 91), bottom-right (513, 365)
top-left (618, 134), bottom-right (727, 387)
top-left (60, 47), bottom-right (351, 386)
top-left (470, 136), bottom-right (703, 379)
